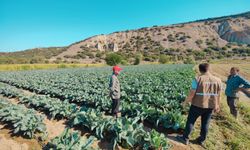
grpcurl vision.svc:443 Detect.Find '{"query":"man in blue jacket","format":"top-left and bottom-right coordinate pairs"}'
top-left (225, 67), bottom-right (250, 118)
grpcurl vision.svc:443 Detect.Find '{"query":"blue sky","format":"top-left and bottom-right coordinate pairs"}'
top-left (1, 0), bottom-right (250, 52)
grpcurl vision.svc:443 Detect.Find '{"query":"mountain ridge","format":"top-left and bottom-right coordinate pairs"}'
top-left (1, 11), bottom-right (250, 64)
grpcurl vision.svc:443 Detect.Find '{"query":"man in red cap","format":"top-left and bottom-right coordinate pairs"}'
top-left (109, 65), bottom-right (122, 118)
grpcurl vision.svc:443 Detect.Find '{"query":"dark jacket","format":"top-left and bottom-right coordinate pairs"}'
top-left (225, 75), bottom-right (250, 98)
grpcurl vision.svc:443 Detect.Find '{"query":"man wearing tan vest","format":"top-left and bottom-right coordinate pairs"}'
top-left (177, 63), bottom-right (222, 147)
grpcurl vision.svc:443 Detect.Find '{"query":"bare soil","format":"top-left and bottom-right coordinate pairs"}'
top-left (0, 124), bottom-right (40, 150)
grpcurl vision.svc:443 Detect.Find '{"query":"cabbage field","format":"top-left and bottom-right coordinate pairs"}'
top-left (0, 64), bottom-right (194, 150)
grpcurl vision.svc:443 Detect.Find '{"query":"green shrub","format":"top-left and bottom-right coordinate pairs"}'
top-left (183, 56), bottom-right (195, 64)
top-left (187, 49), bottom-right (193, 53)
top-left (30, 58), bottom-right (39, 64)
top-left (86, 52), bottom-right (94, 59)
top-left (167, 34), bottom-right (175, 42)
top-left (195, 40), bottom-right (203, 45)
top-left (21, 65), bottom-right (31, 70)
top-left (144, 57), bottom-right (151, 62)
top-left (105, 53), bottom-right (123, 66)
top-left (134, 55), bottom-right (141, 65)
top-left (222, 47), bottom-right (227, 50)
top-left (58, 64), bottom-right (67, 68)
top-left (159, 55), bottom-right (170, 64)
top-left (95, 52), bottom-right (102, 58)
top-left (64, 55), bottom-right (71, 58)
top-left (121, 59), bottom-right (128, 65)
top-left (76, 53), bottom-right (86, 59)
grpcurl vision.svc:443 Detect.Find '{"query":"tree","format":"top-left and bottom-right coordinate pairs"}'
top-left (30, 58), bottom-right (39, 64)
top-left (222, 47), bottom-right (227, 50)
top-left (105, 53), bottom-right (123, 66)
top-left (133, 55), bottom-right (141, 65)
top-left (159, 55), bottom-right (170, 64)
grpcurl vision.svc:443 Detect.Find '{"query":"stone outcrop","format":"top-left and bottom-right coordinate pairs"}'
top-left (217, 20), bottom-right (250, 44)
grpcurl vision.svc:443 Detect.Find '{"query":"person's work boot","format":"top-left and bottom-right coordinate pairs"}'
top-left (176, 135), bottom-right (189, 145)
top-left (192, 137), bottom-right (205, 148)
top-left (234, 113), bottom-right (238, 120)
top-left (117, 112), bottom-right (121, 117)
top-left (113, 113), bottom-right (118, 118)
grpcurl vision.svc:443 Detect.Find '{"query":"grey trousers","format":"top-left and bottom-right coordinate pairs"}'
top-left (227, 96), bottom-right (239, 118)
top-left (111, 99), bottom-right (120, 115)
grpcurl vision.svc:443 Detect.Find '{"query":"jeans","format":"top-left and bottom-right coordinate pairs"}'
top-left (227, 96), bottom-right (238, 118)
top-left (183, 105), bottom-right (213, 142)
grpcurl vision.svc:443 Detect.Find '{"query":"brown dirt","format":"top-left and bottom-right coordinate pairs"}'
top-left (0, 95), bottom-right (67, 149)
top-left (0, 124), bottom-right (41, 150)
top-left (167, 136), bottom-right (206, 150)
top-left (22, 90), bottom-right (34, 96)
top-left (167, 118), bottom-right (206, 150)
top-left (8, 98), bottom-right (20, 105)
top-left (43, 118), bottom-right (66, 140)
top-left (0, 92), bottom-right (119, 150)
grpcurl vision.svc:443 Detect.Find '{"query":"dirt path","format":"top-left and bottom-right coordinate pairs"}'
top-left (0, 133), bottom-right (29, 150)
top-left (0, 94), bottom-right (67, 141)
top-left (0, 89), bottom-right (117, 150)
top-left (167, 135), bottom-right (193, 150)
top-left (0, 95), bottom-right (67, 149)
top-left (0, 124), bottom-right (40, 150)
top-left (167, 122), bottom-right (206, 150)
top-left (44, 119), bottom-right (66, 140)
top-left (1, 86), bottom-right (69, 140)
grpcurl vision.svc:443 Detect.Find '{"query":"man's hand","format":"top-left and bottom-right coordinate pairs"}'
top-left (181, 100), bottom-right (190, 107)
top-left (236, 87), bottom-right (244, 92)
top-left (182, 89), bottom-right (196, 107)
top-left (214, 105), bottom-right (220, 113)
top-left (182, 101), bottom-right (188, 107)
top-left (109, 91), bottom-right (113, 97)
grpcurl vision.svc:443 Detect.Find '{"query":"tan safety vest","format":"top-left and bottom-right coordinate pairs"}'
top-left (192, 73), bottom-right (222, 109)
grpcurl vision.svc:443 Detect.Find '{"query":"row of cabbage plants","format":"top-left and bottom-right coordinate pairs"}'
top-left (0, 98), bottom-right (47, 139)
top-left (0, 83), bottom-right (171, 149)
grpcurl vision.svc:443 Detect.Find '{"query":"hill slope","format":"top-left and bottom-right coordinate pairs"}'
top-left (0, 47), bottom-right (67, 64)
top-left (1, 11), bottom-right (250, 64)
top-left (49, 11), bottom-right (250, 63)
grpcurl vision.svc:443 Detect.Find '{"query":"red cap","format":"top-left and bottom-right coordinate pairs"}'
top-left (113, 66), bottom-right (122, 72)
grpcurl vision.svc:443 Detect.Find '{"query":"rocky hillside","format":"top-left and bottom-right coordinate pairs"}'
top-left (49, 11), bottom-right (250, 63)
top-left (0, 47), bottom-right (66, 64)
top-left (1, 11), bottom-right (250, 64)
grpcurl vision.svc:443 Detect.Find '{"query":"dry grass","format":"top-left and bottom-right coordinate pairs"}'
top-left (0, 63), bottom-right (105, 71)
top-left (211, 58), bottom-right (250, 64)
